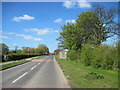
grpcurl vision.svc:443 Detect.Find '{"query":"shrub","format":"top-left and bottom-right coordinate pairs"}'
top-left (92, 45), bottom-right (118, 70)
top-left (67, 50), bottom-right (80, 61)
top-left (79, 43), bottom-right (118, 69)
top-left (80, 44), bottom-right (94, 66)
top-left (0, 55), bottom-right (4, 62)
top-left (3, 53), bottom-right (40, 61)
top-left (91, 47), bottom-right (101, 68)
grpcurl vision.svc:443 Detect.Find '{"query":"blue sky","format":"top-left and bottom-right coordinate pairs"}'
top-left (1, 1), bottom-right (118, 52)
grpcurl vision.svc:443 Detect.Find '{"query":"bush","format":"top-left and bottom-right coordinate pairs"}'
top-left (3, 53), bottom-right (41, 61)
top-left (80, 43), bottom-right (118, 69)
top-left (0, 55), bottom-right (4, 62)
top-left (91, 47), bottom-right (101, 68)
top-left (80, 44), bottom-right (94, 66)
top-left (92, 45), bottom-right (118, 70)
top-left (62, 43), bottom-right (118, 70)
top-left (67, 50), bottom-right (80, 61)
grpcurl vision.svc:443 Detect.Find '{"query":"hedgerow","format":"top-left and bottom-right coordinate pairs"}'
top-left (1, 53), bottom-right (41, 62)
top-left (67, 43), bottom-right (118, 70)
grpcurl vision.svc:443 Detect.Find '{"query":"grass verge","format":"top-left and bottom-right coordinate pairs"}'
top-left (0, 55), bottom-right (46, 70)
top-left (55, 55), bottom-right (118, 88)
top-left (0, 60), bottom-right (29, 70)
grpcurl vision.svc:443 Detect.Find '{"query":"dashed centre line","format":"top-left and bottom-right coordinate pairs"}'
top-left (12, 61), bottom-right (42, 84)
top-left (31, 66), bottom-right (36, 70)
top-left (12, 63), bottom-right (40, 84)
top-left (12, 72), bottom-right (28, 83)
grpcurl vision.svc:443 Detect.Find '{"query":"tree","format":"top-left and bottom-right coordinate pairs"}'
top-left (76, 11), bottom-right (107, 45)
top-left (57, 12), bottom-right (102, 50)
top-left (60, 23), bottom-right (81, 50)
top-left (29, 48), bottom-right (35, 53)
top-left (0, 43), bottom-right (9, 54)
top-left (21, 47), bottom-right (29, 53)
top-left (35, 44), bottom-right (49, 55)
top-left (57, 5), bottom-right (118, 50)
top-left (54, 49), bottom-right (63, 55)
top-left (91, 4), bottom-right (118, 36)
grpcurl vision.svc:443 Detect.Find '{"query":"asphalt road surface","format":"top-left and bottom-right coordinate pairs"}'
top-left (1, 55), bottom-right (69, 88)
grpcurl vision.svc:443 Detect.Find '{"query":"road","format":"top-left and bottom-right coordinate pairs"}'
top-left (1, 55), bottom-right (69, 88)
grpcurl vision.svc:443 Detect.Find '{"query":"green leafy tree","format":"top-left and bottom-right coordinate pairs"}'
top-left (76, 11), bottom-right (107, 45)
top-left (0, 43), bottom-right (9, 54)
top-left (57, 11), bottom-right (103, 50)
top-left (35, 44), bottom-right (49, 55)
top-left (57, 5), bottom-right (118, 50)
top-left (54, 49), bottom-right (63, 55)
top-left (29, 48), bottom-right (35, 53)
top-left (21, 47), bottom-right (29, 53)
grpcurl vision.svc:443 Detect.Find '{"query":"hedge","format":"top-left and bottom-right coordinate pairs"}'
top-left (0, 53), bottom-right (41, 62)
top-left (67, 43), bottom-right (118, 70)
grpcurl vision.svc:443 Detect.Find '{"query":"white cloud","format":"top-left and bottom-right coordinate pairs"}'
top-left (2, 32), bottom-right (15, 35)
top-left (63, 0), bottom-right (91, 8)
top-left (16, 34), bottom-right (33, 39)
top-left (54, 18), bottom-right (62, 23)
top-left (1, 31), bottom-right (42, 41)
top-left (54, 30), bottom-right (59, 33)
top-left (65, 19), bottom-right (76, 24)
top-left (13, 43), bottom-right (17, 46)
top-left (25, 28), bottom-right (59, 35)
top-left (63, 0), bottom-right (76, 8)
top-left (12, 14), bottom-right (34, 22)
top-left (34, 38), bottom-right (42, 41)
top-left (0, 36), bottom-right (11, 39)
top-left (26, 28), bottom-right (49, 35)
top-left (16, 34), bottom-right (42, 41)
top-left (77, 0), bottom-right (91, 8)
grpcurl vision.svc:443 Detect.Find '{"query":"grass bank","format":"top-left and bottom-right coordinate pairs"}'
top-left (0, 55), bottom-right (45, 70)
top-left (55, 55), bottom-right (118, 88)
top-left (0, 60), bottom-right (29, 70)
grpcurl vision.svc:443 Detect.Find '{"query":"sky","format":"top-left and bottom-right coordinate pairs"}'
top-left (1, 1), bottom-right (118, 52)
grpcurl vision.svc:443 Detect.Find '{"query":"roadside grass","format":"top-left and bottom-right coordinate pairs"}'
top-left (0, 60), bottom-right (29, 70)
top-left (0, 55), bottom-right (46, 70)
top-left (55, 55), bottom-right (118, 88)
top-left (1, 55), bottom-right (45, 63)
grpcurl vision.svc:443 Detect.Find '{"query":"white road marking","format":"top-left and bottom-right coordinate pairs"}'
top-left (12, 72), bottom-right (28, 83)
top-left (38, 63), bottom-right (41, 65)
top-left (31, 65), bottom-right (36, 70)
